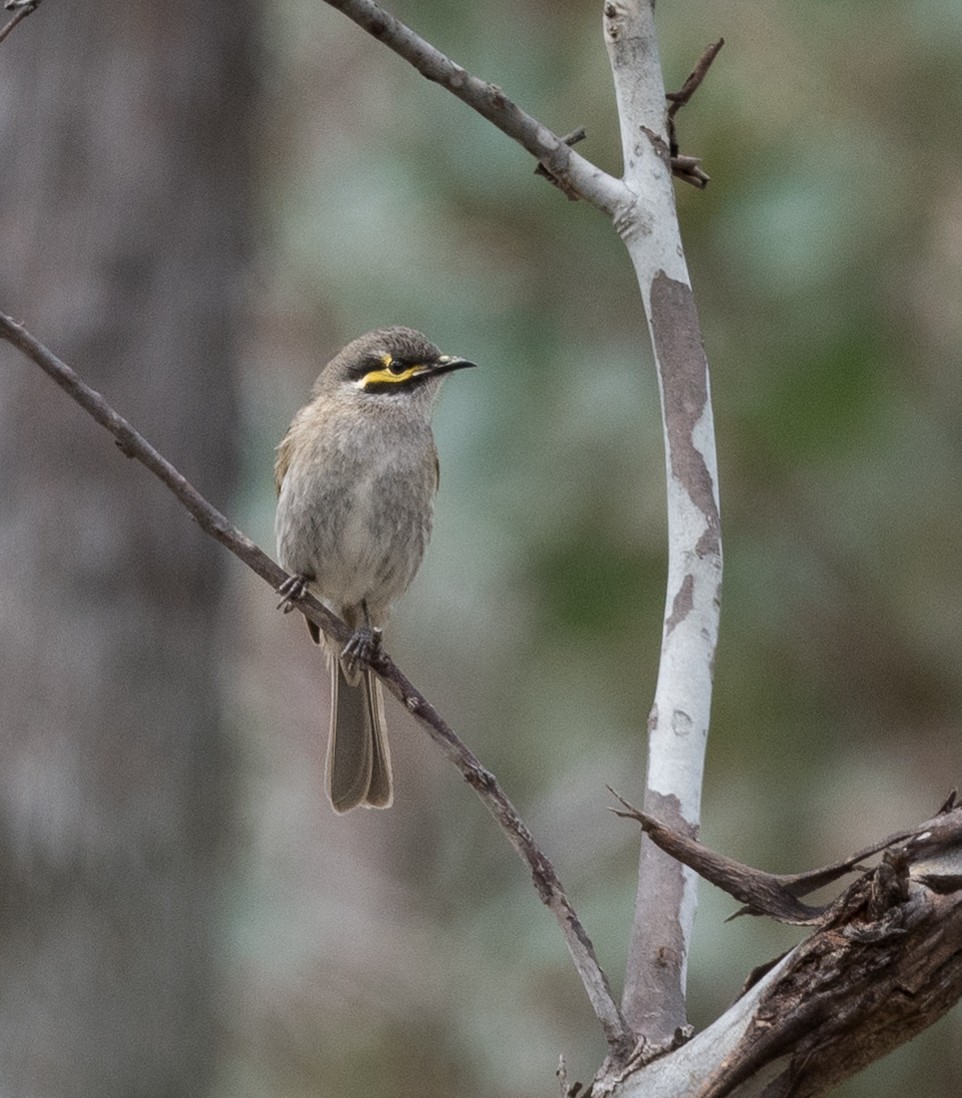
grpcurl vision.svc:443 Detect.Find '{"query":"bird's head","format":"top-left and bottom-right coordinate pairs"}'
top-left (315, 327), bottom-right (477, 408)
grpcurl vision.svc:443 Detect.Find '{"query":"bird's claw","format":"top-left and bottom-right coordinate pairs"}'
top-left (276, 573), bottom-right (311, 613)
top-left (341, 625), bottom-right (383, 676)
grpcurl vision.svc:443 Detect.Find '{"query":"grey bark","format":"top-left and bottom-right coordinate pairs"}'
top-left (0, 2), bottom-right (253, 1094)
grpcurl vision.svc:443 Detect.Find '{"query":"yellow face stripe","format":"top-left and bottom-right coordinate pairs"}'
top-left (358, 364), bottom-right (427, 388)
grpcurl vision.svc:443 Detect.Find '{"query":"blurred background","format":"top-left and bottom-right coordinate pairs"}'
top-left (1, 1), bottom-right (961, 1095)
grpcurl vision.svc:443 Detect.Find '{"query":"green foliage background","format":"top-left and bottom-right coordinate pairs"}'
top-left (223, 2), bottom-right (962, 1095)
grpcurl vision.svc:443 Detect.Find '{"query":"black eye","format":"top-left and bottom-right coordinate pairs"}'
top-left (387, 360), bottom-right (406, 375)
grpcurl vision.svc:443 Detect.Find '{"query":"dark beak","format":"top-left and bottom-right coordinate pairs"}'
top-left (430, 355), bottom-right (478, 377)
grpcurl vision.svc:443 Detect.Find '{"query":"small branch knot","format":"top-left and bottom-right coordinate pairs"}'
top-left (534, 127), bottom-right (587, 201)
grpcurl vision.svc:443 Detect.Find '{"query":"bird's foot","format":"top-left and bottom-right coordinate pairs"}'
top-left (342, 625), bottom-right (383, 676)
top-left (276, 573), bottom-right (312, 613)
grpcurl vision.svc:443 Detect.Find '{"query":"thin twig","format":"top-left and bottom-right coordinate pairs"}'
top-left (0, 0), bottom-right (41, 45)
top-left (666, 39), bottom-right (724, 120)
top-left (0, 311), bottom-right (634, 1060)
top-left (666, 38), bottom-right (724, 189)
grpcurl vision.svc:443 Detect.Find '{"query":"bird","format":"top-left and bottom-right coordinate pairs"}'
top-left (274, 327), bottom-right (477, 813)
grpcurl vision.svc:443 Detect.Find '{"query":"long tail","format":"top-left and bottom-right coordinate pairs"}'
top-left (326, 661), bottom-right (393, 812)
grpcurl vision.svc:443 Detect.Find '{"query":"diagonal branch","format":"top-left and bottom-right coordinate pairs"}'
top-left (0, 311), bottom-right (634, 1061)
top-left (321, 0), bottom-right (629, 217)
top-left (0, 0), bottom-right (41, 46)
top-left (612, 787), bottom-right (962, 925)
top-left (609, 790), bottom-right (826, 924)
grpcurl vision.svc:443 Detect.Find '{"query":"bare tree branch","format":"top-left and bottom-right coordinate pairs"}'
top-left (665, 38), bottom-right (724, 121)
top-left (0, 0), bottom-right (41, 45)
top-left (611, 787), bottom-right (962, 924)
top-left (599, 0), bottom-right (723, 1046)
top-left (591, 802), bottom-right (962, 1097)
top-left (321, 0), bottom-right (629, 217)
top-left (0, 310), bottom-right (634, 1060)
top-left (665, 38), bottom-right (724, 189)
top-left (609, 789), bottom-right (826, 925)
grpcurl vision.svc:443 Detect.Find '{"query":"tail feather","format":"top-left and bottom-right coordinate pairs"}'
top-left (327, 662), bottom-right (393, 812)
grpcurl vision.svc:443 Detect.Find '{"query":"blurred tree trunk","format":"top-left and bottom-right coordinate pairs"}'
top-left (0, 2), bottom-right (254, 1095)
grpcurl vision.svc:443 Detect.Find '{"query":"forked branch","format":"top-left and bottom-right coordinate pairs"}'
top-left (604, 792), bottom-right (962, 1098)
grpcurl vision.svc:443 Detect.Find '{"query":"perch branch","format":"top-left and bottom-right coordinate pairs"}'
top-left (0, 311), bottom-right (633, 1060)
